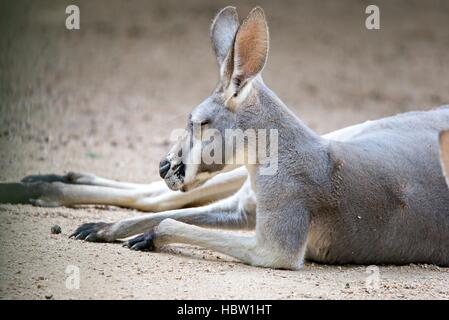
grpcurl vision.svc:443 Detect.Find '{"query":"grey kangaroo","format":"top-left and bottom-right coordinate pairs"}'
top-left (1, 7), bottom-right (449, 269)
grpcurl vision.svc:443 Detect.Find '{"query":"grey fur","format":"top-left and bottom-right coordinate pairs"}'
top-left (210, 6), bottom-right (239, 66)
top-left (250, 80), bottom-right (449, 266)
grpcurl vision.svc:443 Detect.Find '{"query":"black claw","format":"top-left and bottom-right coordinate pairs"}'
top-left (70, 222), bottom-right (110, 242)
top-left (122, 233), bottom-right (145, 247)
top-left (123, 231), bottom-right (155, 251)
top-left (75, 230), bottom-right (91, 240)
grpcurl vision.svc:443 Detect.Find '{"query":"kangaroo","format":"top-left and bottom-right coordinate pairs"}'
top-left (1, 7), bottom-right (448, 269)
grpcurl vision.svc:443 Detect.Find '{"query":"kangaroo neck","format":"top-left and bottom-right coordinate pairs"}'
top-left (235, 81), bottom-right (330, 200)
top-left (235, 81), bottom-right (324, 154)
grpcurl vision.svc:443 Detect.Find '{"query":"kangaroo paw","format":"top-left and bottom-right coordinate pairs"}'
top-left (122, 231), bottom-right (155, 251)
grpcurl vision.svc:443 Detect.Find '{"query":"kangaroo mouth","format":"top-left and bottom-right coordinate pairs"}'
top-left (171, 162), bottom-right (185, 178)
top-left (163, 163), bottom-right (224, 192)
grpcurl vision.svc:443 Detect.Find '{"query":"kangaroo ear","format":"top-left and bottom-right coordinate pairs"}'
top-left (231, 7), bottom-right (269, 90)
top-left (210, 6), bottom-right (239, 66)
top-left (439, 130), bottom-right (449, 186)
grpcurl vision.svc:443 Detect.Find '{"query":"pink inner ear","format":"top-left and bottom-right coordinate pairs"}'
top-left (234, 10), bottom-right (268, 80)
top-left (440, 130), bottom-right (449, 181)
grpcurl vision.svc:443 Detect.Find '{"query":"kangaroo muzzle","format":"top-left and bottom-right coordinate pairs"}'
top-left (159, 159), bottom-right (170, 179)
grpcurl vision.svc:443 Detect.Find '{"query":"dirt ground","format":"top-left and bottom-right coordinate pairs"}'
top-left (1, 0), bottom-right (449, 299)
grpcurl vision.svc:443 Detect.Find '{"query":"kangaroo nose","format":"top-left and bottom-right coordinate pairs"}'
top-left (159, 159), bottom-right (171, 179)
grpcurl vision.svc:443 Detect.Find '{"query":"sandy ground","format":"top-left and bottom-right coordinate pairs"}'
top-left (1, 0), bottom-right (449, 299)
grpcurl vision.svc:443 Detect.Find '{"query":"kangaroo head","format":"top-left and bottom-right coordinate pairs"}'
top-left (160, 6), bottom-right (269, 192)
top-left (440, 130), bottom-right (449, 187)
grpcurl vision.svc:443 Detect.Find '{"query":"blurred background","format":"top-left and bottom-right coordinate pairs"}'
top-left (1, 0), bottom-right (449, 183)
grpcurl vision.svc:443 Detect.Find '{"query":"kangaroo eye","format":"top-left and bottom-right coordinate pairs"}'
top-left (200, 120), bottom-right (210, 126)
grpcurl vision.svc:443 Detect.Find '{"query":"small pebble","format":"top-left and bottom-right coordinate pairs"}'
top-left (51, 225), bottom-right (62, 234)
